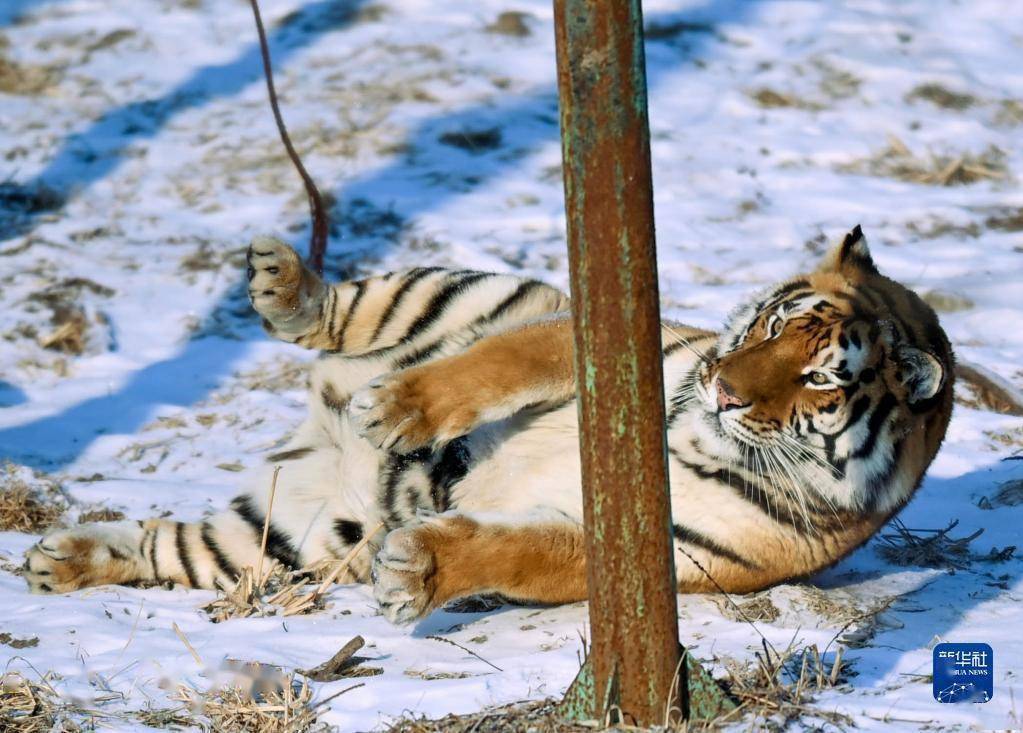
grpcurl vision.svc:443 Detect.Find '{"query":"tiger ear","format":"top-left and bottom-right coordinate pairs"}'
top-left (816, 225), bottom-right (878, 276)
top-left (895, 344), bottom-right (945, 403)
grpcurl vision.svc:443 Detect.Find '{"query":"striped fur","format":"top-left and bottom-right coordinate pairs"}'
top-left (24, 229), bottom-right (955, 625)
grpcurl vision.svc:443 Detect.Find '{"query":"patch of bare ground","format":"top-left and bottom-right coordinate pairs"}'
top-left (919, 289), bottom-right (974, 313)
top-left (0, 462), bottom-right (66, 533)
top-left (77, 507), bottom-right (126, 523)
top-left (838, 136), bottom-right (1008, 186)
top-left (229, 356), bottom-right (310, 395)
top-left (982, 207), bottom-right (1023, 232)
top-left (748, 87), bottom-right (823, 111)
top-left (486, 11), bottom-right (533, 38)
top-left (993, 100), bottom-right (1023, 127)
top-left (905, 83), bottom-right (977, 110)
top-left (0, 53), bottom-right (57, 95)
top-left (905, 218), bottom-right (980, 240)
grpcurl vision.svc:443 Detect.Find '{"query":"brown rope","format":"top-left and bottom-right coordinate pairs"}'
top-left (247, 0), bottom-right (329, 274)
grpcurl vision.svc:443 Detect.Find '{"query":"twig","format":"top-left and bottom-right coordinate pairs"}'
top-left (676, 546), bottom-right (779, 657)
top-left (247, 0), bottom-right (330, 274)
top-left (312, 521), bottom-right (385, 598)
top-left (255, 465), bottom-right (282, 592)
top-left (426, 635), bottom-right (503, 672)
top-left (298, 636), bottom-right (365, 681)
top-left (171, 623), bottom-right (203, 667)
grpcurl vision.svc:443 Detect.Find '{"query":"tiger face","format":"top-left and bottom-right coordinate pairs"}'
top-left (689, 226), bottom-right (953, 513)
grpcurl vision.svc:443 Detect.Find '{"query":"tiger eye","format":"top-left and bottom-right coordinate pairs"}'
top-left (810, 372), bottom-right (829, 385)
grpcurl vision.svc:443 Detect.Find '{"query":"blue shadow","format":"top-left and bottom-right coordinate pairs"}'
top-left (2, 0), bottom-right (369, 229)
top-left (0, 0), bottom-right (64, 28)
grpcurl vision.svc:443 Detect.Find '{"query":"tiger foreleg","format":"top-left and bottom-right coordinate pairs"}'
top-left (372, 512), bottom-right (588, 624)
top-left (247, 236), bottom-right (331, 347)
top-left (350, 316), bottom-right (576, 453)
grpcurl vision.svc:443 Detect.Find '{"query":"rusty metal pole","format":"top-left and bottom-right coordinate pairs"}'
top-left (553, 0), bottom-right (680, 726)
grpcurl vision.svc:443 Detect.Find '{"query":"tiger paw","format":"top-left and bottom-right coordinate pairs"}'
top-left (23, 523), bottom-right (145, 594)
top-left (371, 524), bottom-right (437, 624)
top-left (350, 369), bottom-right (478, 454)
top-left (247, 236), bottom-right (325, 335)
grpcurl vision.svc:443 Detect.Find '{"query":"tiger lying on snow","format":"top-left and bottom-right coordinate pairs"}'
top-left (24, 226), bottom-right (953, 624)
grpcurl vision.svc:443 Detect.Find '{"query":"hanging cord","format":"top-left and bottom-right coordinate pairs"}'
top-left (247, 0), bottom-right (330, 274)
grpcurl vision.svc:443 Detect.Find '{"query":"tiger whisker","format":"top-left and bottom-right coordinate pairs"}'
top-left (661, 322), bottom-right (710, 364)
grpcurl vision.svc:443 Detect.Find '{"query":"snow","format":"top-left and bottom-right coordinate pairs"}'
top-left (1, 0), bottom-right (1021, 729)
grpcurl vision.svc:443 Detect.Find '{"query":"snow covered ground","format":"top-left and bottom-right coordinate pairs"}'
top-left (1, 0), bottom-right (1021, 729)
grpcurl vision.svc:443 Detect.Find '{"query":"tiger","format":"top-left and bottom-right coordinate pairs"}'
top-left (23, 226), bottom-right (955, 625)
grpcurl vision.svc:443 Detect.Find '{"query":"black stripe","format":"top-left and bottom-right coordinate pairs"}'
top-left (334, 519), bottom-right (364, 545)
top-left (663, 338), bottom-right (688, 356)
top-left (852, 392), bottom-right (898, 459)
top-left (325, 287), bottom-right (339, 342)
top-left (201, 521), bottom-right (239, 582)
top-left (230, 496), bottom-right (300, 570)
top-left (841, 395), bottom-right (872, 434)
top-left (380, 450), bottom-right (431, 527)
top-left (672, 524), bottom-right (758, 569)
top-left (336, 280), bottom-right (368, 352)
top-left (428, 437), bottom-right (471, 510)
top-left (321, 384), bottom-right (348, 414)
top-left (472, 280), bottom-right (543, 326)
top-left (371, 268), bottom-right (444, 345)
top-left (394, 339), bottom-right (447, 370)
top-left (176, 522), bottom-right (200, 588)
top-left (148, 527), bottom-right (160, 583)
top-left (400, 272), bottom-right (493, 342)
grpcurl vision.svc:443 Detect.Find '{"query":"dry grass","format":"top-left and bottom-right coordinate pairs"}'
top-left (876, 518), bottom-right (982, 570)
top-left (712, 591), bottom-right (780, 623)
top-left (36, 305), bottom-right (88, 354)
top-left (204, 504), bottom-right (384, 622)
top-left (203, 563), bottom-right (328, 623)
top-left (386, 699), bottom-right (601, 732)
top-left (0, 462), bottom-right (65, 532)
top-left (839, 136), bottom-right (1008, 186)
top-left (0, 673), bottom-right (67, 733)
top-left (717, 640), bottom-right (853, 731)
top-left (174, 666), bottom-right (339, 733)
top-left (389, 640), bottom-right (852, 732)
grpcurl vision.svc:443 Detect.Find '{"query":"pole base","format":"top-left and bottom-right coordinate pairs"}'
top-left (558, 646), bottom-right (736, 725)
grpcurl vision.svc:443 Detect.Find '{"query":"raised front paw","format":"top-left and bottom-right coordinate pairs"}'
top-left (372, 524), bottom-right (436, 625)
top-left (23, 523), bottom-right (144, 594)
top-left (247, 236), bottom-right (323, 331)
top-left (349, 370), bottom-right (477, 454)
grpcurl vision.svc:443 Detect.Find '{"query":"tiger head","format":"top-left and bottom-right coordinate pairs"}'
top-left (690, 226), bottom-right (954, 515)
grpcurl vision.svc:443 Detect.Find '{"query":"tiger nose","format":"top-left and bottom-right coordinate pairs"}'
top-left (716, 377), bottom-right (748, 411)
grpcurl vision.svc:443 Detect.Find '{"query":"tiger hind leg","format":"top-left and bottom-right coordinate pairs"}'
top-left (24, 449), bottom-right (377, 594)
top-left (372, 511), bottom-right (588, 624)
top-left (23, 512), bottom-right (262, 593)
